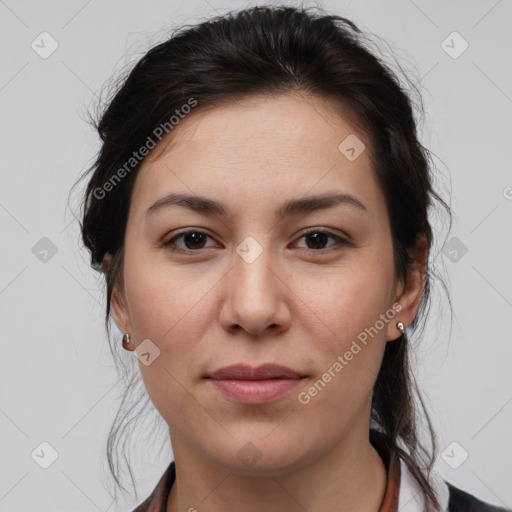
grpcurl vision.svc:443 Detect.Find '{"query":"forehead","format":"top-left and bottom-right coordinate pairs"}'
top-left (146, 93), bottom-right (370, 165)
top-left (130, 93), bottom-right (382, 219)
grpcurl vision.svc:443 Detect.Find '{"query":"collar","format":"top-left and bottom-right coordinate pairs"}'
top-left (132, 431), bottom-right (449, 512)
top-left (398, 455), bottom-right (450, 512)
top-left (370, 429), bottom-right (449, 512)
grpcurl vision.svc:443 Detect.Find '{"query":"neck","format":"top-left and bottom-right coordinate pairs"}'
top-left (166, 429), bottom-right (388, 512)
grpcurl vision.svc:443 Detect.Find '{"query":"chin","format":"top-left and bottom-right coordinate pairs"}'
top-left (207, 437), bottom-right (312, 477)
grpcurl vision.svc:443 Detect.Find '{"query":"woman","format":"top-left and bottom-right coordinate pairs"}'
top-left (75, 5), bottom-right (510, 512)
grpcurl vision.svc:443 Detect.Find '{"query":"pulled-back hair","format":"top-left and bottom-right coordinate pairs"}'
top-left (73, 5), bottom-right (451, 508)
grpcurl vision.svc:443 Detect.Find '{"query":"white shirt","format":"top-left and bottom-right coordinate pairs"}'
top-left (398, 457), bottom-right (450, 512)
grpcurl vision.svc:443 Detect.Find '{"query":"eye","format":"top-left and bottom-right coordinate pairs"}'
top-left (162, 230), bottom-right (218, 252)
top-left (293, 228), bottom-right (351, 251)
top-left (162, 228), bottom-right (350, 254)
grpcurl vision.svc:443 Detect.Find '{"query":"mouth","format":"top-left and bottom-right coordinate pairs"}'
top-left (205, 364), bottom-right (306, 405)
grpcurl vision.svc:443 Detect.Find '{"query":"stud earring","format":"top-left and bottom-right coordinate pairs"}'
top-left (396, 322), bottom-right (405, 335)
top-left (122, 333), bottom-right (134, 351)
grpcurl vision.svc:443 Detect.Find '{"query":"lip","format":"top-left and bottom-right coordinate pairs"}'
top-left (206, 364), bottom-right (305, 405)
top-left (208, 363), bottom-right (302, 380)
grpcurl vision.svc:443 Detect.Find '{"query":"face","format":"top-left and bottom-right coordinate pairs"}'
top-left (107, 93), bottom-right (423, 475)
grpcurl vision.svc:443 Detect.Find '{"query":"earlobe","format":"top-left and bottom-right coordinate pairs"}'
top-left (101, 253), bottom-right (111, 275)
top-left (110, 288), bottom-right (132, 335)
top-left (102, 252), bottom-right (132, 335)
top-left (386, 235), bottom-right (428, 342)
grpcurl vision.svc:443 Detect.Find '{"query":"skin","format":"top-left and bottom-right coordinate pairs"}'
top-left (103, 92), bottom-right (427, 512)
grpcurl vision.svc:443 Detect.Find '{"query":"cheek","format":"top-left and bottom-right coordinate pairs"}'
top-left (122, 255), bottom-right (222, 395)
top-left (292, 258), bottom-right (393, 408)
top-left (295, 276), bottom-right (389, 419)
top-left (297, 258), bottom-right (394, 342)
top-left (123, 261), bottom-right (207, 417)
top-left (124, 254), bottom-right (212, 341)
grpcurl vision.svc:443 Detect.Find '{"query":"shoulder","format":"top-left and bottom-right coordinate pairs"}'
top-left (446, 481), bottom-right (512, 512)
top-left (398, 456), bottom-right (510, 512)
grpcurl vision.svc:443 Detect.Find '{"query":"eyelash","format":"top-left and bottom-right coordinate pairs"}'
top-left (162, 228), bottom-right (351, 254)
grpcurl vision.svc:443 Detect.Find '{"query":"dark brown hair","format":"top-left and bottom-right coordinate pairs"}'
top-left (72, 4), bottom-right (452, 507)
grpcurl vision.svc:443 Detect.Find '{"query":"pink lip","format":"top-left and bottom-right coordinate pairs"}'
top-left (206, 364), bottom-right (304, 404)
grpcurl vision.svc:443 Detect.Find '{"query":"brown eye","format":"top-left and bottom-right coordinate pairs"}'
top-left (162, 228), bottom-right (350, 254)
top-left (163, 231), bottom-right (216, 252)
top-left (294, 229), bottom-right (350, 251)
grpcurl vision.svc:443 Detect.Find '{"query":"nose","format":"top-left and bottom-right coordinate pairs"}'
top-left (219, 248), bottom-right (291, 337)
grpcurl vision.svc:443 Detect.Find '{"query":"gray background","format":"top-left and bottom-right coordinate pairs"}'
top-left (1, 0), bottom-right (511, 511)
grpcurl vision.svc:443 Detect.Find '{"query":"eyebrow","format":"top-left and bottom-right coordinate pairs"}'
top-left (146, 192), bottom-right (368, 219)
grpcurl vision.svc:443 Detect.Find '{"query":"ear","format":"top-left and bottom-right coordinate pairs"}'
top-left (102, 252), bottom-right (132, 335)
top-left (386, 235), bottom-right (428, 341)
